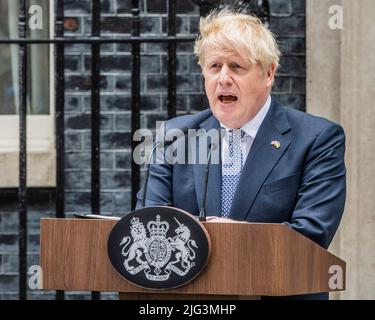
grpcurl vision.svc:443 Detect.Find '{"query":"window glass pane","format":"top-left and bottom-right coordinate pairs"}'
top-left (0, 0), bottom-right (50, 115)
top-left (0, 1), bottom-right (15, 114)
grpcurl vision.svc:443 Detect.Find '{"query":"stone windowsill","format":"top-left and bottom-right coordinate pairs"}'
top-left (0, 150), bottom-right (56, 188)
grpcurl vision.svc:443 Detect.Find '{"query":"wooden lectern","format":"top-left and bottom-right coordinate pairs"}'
top-left (40, 218), bottom-right (346, 299)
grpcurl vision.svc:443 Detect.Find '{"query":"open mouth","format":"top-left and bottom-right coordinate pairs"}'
top-left (218, 95), bottom-right (238, 104)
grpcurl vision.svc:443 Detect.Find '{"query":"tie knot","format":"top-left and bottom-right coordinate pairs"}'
top-left (229, 129), bottom-right (246, 142)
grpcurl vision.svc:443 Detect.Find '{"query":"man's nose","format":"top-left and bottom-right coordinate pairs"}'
top-left (218, 65), bottom-right (233, 85)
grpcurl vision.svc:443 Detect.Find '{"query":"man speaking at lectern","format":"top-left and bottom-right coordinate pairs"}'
top-left (136, 9), bottom-right (346, 299)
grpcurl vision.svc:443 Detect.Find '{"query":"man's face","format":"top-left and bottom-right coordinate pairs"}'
top-left (202, 49), bottom-right (275, 129)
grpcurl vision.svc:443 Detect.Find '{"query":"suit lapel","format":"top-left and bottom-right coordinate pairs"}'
top-left (230, 100), bottom-right (293, 221)
top-left (193, 99), bottom-right (293, 219)
top-left (193, 114), bottom-right (222, 216)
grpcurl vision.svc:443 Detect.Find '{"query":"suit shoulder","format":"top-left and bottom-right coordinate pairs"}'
top-left (281, 104), bottom-right (344, 135)
top-left (165, 109), bottom-right (212, 130)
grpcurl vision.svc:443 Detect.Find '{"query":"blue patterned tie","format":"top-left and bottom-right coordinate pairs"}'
top-left (221, 129), bottom-right (245, 218)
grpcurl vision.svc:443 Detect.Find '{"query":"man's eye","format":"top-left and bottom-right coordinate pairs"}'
top-left (231, 63), bottom-right (241, 69)
top-left (210, 63), bottom-right (221, 69)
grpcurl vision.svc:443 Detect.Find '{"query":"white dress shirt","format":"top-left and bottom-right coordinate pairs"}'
top-left (220, 95), bottom-right (271, 167)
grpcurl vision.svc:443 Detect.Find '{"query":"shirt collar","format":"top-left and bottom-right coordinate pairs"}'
top-left (220, 95), bottom-right (271, 139)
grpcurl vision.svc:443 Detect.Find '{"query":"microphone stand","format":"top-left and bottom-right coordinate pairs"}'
top-left (199, 143), bottom-right (217, 221)
top-left (140, 126), bottom-right (189, 208)
top-left (140, 142), bottom-right (161, 208)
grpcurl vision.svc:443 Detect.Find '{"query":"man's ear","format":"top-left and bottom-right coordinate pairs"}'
top-left (266, 64), bottom-right (277, 87)
top-left (201, 65), bottom-right (206, 78)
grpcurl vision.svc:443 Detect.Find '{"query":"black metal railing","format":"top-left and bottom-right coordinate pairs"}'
top-left (18, 0), bottom-right (28, 302)
top-left (55, 0), bottom-right (65, 301)
top-left (0, 0), bottom-right (269, 300)
top-left (130, 0), bottom-right (141, 211)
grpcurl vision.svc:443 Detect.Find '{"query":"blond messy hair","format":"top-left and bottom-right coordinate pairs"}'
top-left (194, 8), bottom-right (281, 74)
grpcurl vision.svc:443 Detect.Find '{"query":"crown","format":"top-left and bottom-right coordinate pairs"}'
top-left (147, 215), bottom-right (169, 237)
top-left (130, 217), bottom-right (145, 235)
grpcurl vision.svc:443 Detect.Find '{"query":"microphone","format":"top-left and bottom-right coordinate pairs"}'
top-left (199, 142), bottom-right (218, 221)
top-left (140, 125), bottom-right (189, 208)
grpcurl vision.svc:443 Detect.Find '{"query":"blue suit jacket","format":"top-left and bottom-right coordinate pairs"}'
top-left (137, 98), bottom-right (346, 298)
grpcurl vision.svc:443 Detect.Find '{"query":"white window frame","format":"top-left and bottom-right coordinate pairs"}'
top-left (0, 2), bottom-right (55, 187)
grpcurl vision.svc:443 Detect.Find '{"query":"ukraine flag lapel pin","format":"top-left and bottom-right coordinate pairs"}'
top-left (271, 140), bottom-right (281, 149)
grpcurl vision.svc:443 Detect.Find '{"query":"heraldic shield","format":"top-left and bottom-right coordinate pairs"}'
top-left (107, 206), bottom-right (211, 290)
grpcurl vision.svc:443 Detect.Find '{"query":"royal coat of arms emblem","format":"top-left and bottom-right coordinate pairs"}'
top-left (108, 206), bottom-right (210, 289)
top-left (120, 215), bottom-right (198, 281)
